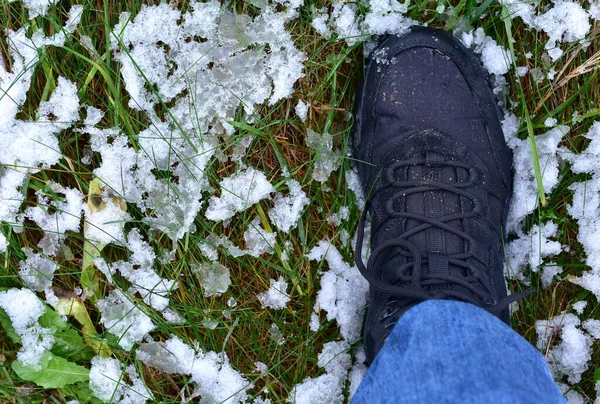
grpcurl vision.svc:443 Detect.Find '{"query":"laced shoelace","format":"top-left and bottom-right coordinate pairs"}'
top-left (355, 156), bottom-right (534, 317)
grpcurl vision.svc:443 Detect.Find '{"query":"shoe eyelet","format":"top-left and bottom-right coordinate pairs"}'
top-left (468, 168), bottom-right (479, 183)
top-left (483, 297), bottom-right (497, 306)
top-left (380, 299), bottom-right (400, 320)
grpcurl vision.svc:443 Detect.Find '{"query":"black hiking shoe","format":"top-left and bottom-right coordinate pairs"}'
top-left (351, 26), bottom-right (533, 363)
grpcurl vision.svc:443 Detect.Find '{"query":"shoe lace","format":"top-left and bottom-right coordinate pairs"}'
top-left (355, 156), bottom-right (534, 318)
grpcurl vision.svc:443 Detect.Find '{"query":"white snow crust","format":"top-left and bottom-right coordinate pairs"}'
top-left (536, 312), bottom-right (600, 384)
top-left (562, 122), bottom-right (600, 301)
top-left (258, 277), bottom-right (290, 309)
top-left (89, 356), bottom-right (152, 403)
top-left (310, 0), bottom-right (417, 46)
top-left (0, 288), bottom-right (54, 370)
top-left (501, 0), bottom-right (592, 61)
top-left (97, 290), bottom-right (156, 351)
top-left (18, 249), bottom-right (58, 292)
top-left (137, 336), bottom-right (251, 403)
top-left (306, 128), bottom-right (341, 183)
top-left (308, 240), bottom-right (369, 342)
top-left (268, 178), bottom-right (310, 233)
top-left (206, 168), bottom-right (275, 222)
top-left (288, 341), bottom-right (351, 404)
top-left (244, 217), bottom-right (276, 256)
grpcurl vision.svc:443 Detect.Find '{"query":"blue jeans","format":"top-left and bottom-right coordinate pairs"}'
top-left (352, 300), bottom-right (566, 403)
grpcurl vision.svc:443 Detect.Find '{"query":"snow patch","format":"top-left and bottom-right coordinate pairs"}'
top-left (193, 261), bottom-right (232, 297)
top-left (89, 356), bottom-right (152, 403)
top-left (288, 341), bottom-right (351, 403)
top-left (258, 277), bottom-right (291, 310)
top-left (562, 122), bottom-right (600, 301)
top-left (205, 168), bottom-right (274, 222)
top-left (137, 336), bottom-right (251, 403)
top-left (310, 0), bottom-right (417, 46)
top-left (18, 249), bottom-right (58, 292)
top-left (268, 178), bottom-right (310, 233)
top-left (536, 312), bottom-right (599, 384)
top-left (97, 290), bottom-right (156, 351)
top-left (308, 241), bottom-right (369, 342)
top-left (306, 129), bottom-right (341, 183)
top-left (23, 0), bottom-right (57, 18)
top-left (244, 217), bottom-right (276, 257)
top-left (505, 221), bottom-right (562, 282)
top-left (0, 288), bottom-right (54, 370)
top-left (295, 100), bottom-right (309, 122)
top-left (25, 184), bottom-right (83, 256)
top-left (501, 0), bottom-right (592, 62)
top-left (458, 27), bottom-right (513, 76)
top-left (504, 117), bottom-right (567, 231)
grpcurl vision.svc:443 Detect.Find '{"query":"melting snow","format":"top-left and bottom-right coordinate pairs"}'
top-left (288, 341), bottom-right (351, 403)
top-left (254, 361), bottom-right (269, 375)
top-left (3, 0), bottom-right (600, 401)
top-left (31, 5), bottom-right (84, 47)
top-left (328, 206), bottom-right (350, 226)
top-left (345, 168), bottom-right (366, 209)
top-left (505, 221), bottom-right (562, 283)
top-left (306, 129), bottom-right (341, 183)
top-left (244, 217), bottom-right (276, 256)
top-left (563, 122), bottom-right (600, 300)
top-left (536, 312), bottom-right (599, 384)
top-left (89, 356), bottom-right (152, 403)
top-left (459, 27), bottom-right (513, 76)
top-left (311, 7), bottom-right (332, 39)
top-left (83, 198), bottom-right (130, 246)
top-left (572, 301), bottom-right (587, 315)
top-left (112, 1), bottom-right (304, 117)
top-left (544, 117), bottom-right (558, 128)
top-left (348, 347), bottom-right (368, 399)
top-left (308, 241), bottom-right (369, 343)
top-left (97, 290), bottom-right (156, 351)
top-left (269, 323), bottom-right (286, 345)
top-left (18, 249), bottom-right (58, 292)
top-left (258, 277), bottom-right (290, 309)
top-left (21, 0), bottom-right (57, 18)
top-left (205, 168), bottom-right (275, 222)
top-left (25, 184), bottom-right (83, 256)
top-left (0, 24), bottom-right (81, 243)
top-left (0, 289), bottom-right (54, 370)
top-left (0, 234), bottom-right (7, 253)
top-left (137, 336), bottom-right (251, 403)
top-left (295, 100), bottom-right (309, 122)
top-left (501, 0), bottom-right (592, 61)
top-left (503, 116), bottom-right (568, 231)
top-left (311, 0), bottom-right (417, 45)
top-left (535, 1), bottom-right (590, 61)
top-left (93, 228), bottom-right (177, 312)
top-left (194, 261), bottom-right (232, 297)
top-left (268, 178), bottom-right (310, 233)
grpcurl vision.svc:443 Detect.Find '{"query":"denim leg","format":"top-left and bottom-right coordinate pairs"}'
top-left (352, 299), bottom-right (566, 404)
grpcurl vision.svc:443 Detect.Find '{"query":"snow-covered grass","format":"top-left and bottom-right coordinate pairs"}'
top-left (1, 0), bottom-right (600, 402)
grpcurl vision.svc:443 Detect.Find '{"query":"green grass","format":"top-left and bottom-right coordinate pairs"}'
top-left (1, 0), bottom-right (600, 402)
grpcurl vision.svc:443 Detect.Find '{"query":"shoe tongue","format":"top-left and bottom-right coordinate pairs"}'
top-left (403, 150), bottom-right (465, 278)
top-left (372, 149), bottom-right (476, 297)
top-left (368, 130), bottom-right (495, 295)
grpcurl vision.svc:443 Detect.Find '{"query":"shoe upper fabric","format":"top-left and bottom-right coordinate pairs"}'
top-left (351, 27), bottom-right (531, 363)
